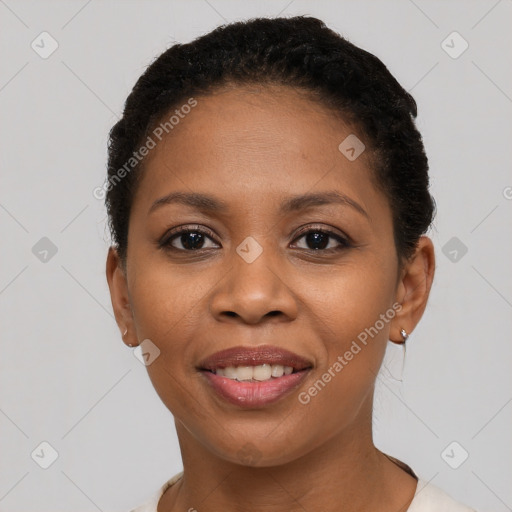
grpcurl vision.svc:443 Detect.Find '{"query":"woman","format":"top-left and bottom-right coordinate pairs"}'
top-left (104, 16), bottom-right (476, 512)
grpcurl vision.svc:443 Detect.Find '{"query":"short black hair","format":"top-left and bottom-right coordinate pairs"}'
top-left (105, 15), bottom-right (435, 267)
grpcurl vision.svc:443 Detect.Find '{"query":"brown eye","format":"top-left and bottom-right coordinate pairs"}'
top-left (159, 226), bottom-right (219, 252)
top-left (292, 227), bottom-right (351, 252)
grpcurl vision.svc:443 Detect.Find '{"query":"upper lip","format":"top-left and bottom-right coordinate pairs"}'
top-left (198, 345), bottom-right (313, 371)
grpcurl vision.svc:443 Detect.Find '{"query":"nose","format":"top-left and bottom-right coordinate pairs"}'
top-left (209, 242), bottom-right (298, 325)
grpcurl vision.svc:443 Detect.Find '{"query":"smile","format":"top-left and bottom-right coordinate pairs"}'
top-left (198, 345), bottom-right (313, 408)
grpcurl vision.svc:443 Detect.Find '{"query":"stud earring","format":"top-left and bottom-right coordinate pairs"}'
top-left (121, 327), bottom-right (134, 347)
top-left (400, 328), bottom-right (409, 343)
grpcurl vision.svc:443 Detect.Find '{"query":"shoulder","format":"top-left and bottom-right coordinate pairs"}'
top-left (408, 478), bottom-right (477, 512)
top-left (383, 454), bottom-right (477, 512)
top-left (129, 472), bottom-right (183, 512)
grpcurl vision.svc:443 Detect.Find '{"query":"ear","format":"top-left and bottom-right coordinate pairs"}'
top-left (106, 246), bottom-right (138, 347)
top-left (389, 236), bottom-right (435, 344)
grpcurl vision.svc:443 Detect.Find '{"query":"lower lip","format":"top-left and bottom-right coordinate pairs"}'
top-left (201, 370), bottom-right (310, 408)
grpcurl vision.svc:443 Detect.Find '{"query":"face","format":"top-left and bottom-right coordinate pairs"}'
top-left (107, 84), bottom-right (432, 467)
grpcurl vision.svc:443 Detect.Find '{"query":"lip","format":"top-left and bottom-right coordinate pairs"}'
top-left (198, 345), bottom-right (313, 409)
top-left (202, 370), bottom-right (310, 408)
top-left (198, 345), bottom-right (313, 372)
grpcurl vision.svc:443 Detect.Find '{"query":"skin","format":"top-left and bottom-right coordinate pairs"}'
top-left (106, 84), bottom-right (435, 512)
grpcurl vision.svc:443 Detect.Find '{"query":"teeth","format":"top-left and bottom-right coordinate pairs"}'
top-left (253, 364), bottom-right (272, 381)
top-left (236, 366), bottom-right (254, 381)
top-left (215, 364), bottom-right (295, 381)
top-left (271, 364), bottom-right (284, 377)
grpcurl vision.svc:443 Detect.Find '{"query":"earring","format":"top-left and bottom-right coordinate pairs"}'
top-left (121, 327), bottom-right (134, 347)
top-left (400, 328), bottom-right (409, 343)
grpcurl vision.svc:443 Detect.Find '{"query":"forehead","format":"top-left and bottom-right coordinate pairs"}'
top-left (167, 84), bottom-right (350, 154)
top-left (131, 84), bottom-right (387, 219)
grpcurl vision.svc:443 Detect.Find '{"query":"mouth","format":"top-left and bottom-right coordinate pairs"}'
top-left (197, 345), bottom-right (313, 408)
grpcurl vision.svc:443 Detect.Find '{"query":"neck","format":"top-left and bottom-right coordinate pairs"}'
top-left (158, 414), bottom-right (417, 512)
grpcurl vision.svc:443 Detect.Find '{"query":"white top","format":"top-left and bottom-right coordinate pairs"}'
top-left (129, 471), bottom-right (477, 512)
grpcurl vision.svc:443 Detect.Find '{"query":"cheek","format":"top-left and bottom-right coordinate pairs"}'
top-left (296, 257), bottom-right (397, 405)
top-left (127, 262), bottom-right (207, 420)
top-left (126, 260), bottom-right (210, 409)
top-left (128, 256), bottom-right (212, 340)
top-left (299, 254), bottom-right (398, 347)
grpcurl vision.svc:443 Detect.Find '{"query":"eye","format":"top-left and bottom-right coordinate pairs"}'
top-left (159, 225), bottom-right (219, 252)
top-left (158, 224), bottom-right (351, 253)
top-left (291, 225), bottom-right (351, 252)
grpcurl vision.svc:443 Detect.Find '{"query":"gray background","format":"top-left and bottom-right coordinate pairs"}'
top-left (1, 0), bottom-right (511, 511)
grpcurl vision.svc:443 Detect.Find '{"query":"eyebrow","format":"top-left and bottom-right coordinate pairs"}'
top-left (148, 191), bottom-right (369, 219)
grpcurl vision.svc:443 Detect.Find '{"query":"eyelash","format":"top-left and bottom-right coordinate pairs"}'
top-left (158, 224), bottom-right (352, 253)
